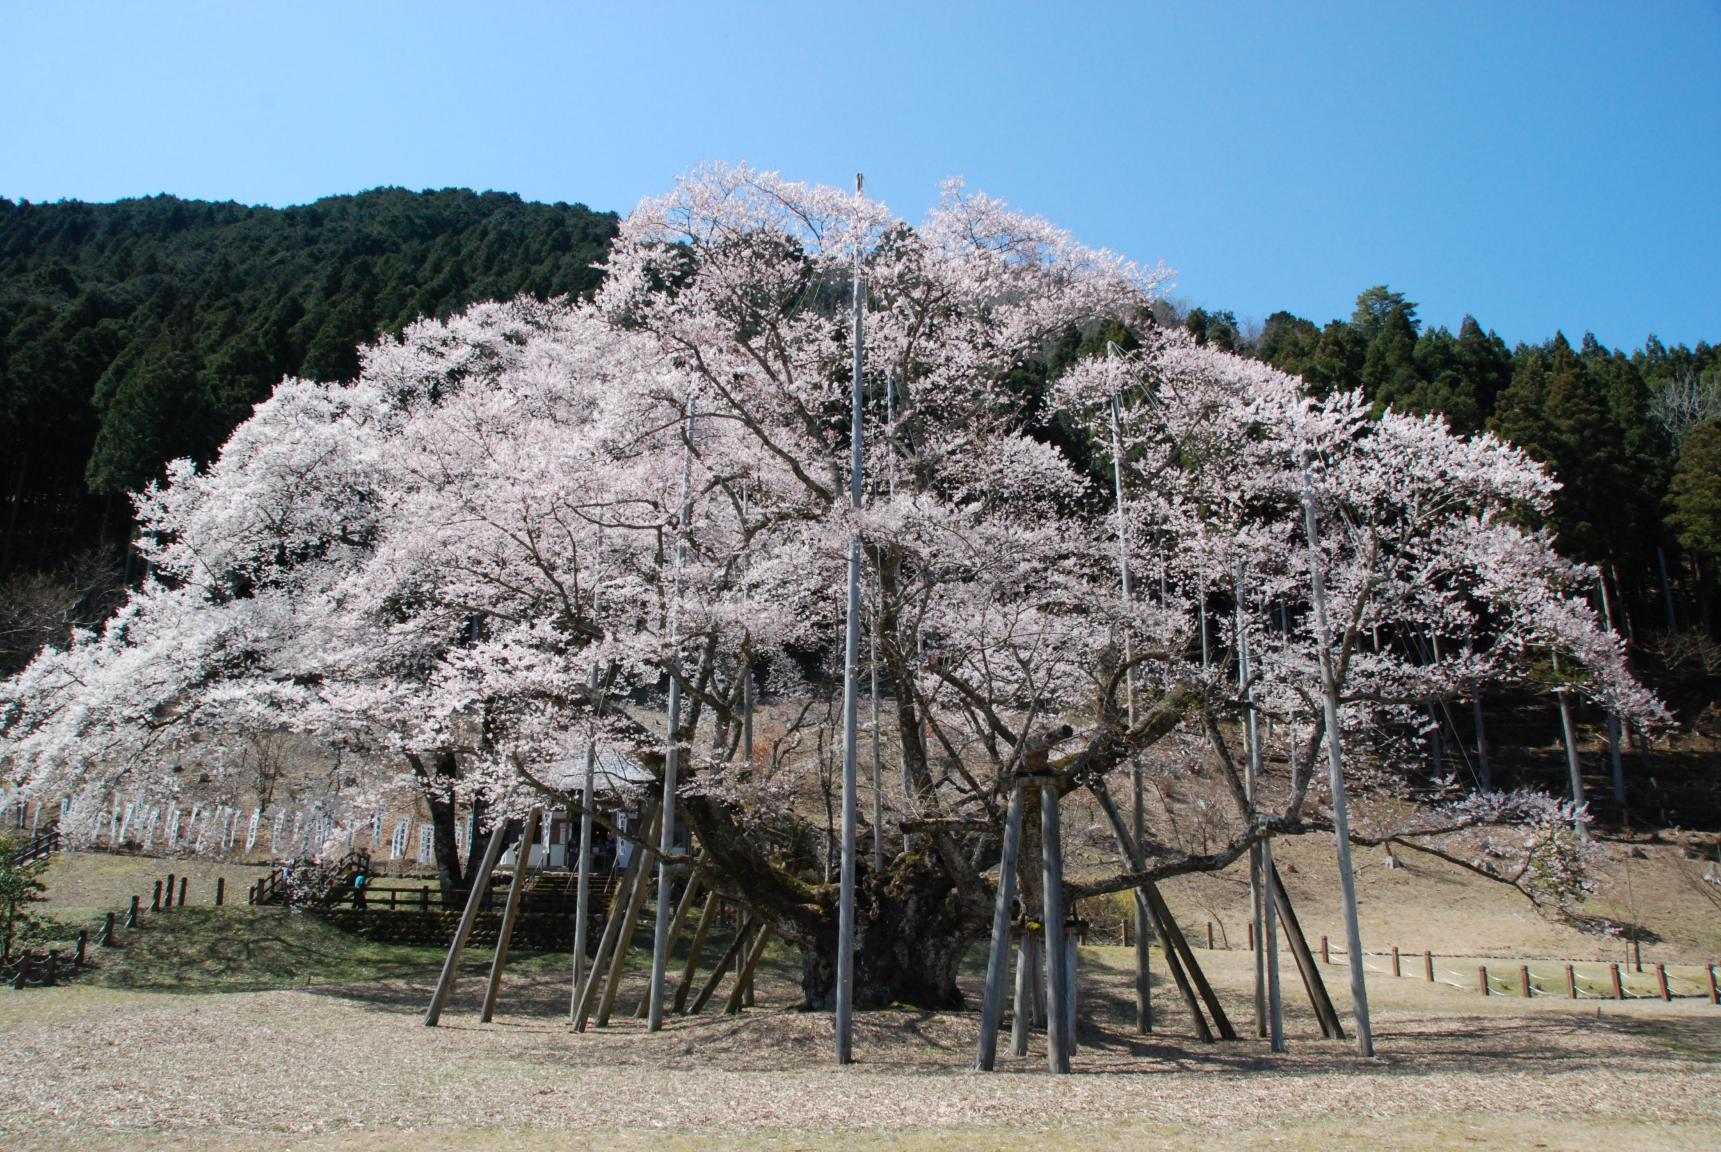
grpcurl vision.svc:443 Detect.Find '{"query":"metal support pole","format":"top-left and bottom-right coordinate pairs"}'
top-left (1471, 691), bottom-right (1492, 791)
top-left (834, 171), bottom-right (866, 1066)
top-left (571, 666), bottom-right (598, 1013)
top-left (1301, 457), bottom-right (1374, 1056)
top-left (650, 402), bottom-right (697, 1032)
top-left (1598, 580), bottom-right (1627, 810)
top-left (871, 627), bottom-right (884, 875)
top-left (1106, 348), bottom-right (1151, 1034)
top-left (1553, 652), bottom-right (1588, 842)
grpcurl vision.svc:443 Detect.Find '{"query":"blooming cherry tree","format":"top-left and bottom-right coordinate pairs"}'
top-left (0, 166), bottom-right (1663, 1011)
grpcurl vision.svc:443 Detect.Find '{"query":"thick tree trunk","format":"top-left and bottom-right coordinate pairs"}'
top-left (797, 856), bottom-right (975, 1010)
top-left (407, 749), bottom-right (469, 897)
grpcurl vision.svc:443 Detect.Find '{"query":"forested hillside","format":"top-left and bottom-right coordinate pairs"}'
top-left (1187, 292), bottom-right (1720, 657)
top-left (2, 190), bottom-right (1717, 713)
top-left (0, 188), bottom-right (617, 586)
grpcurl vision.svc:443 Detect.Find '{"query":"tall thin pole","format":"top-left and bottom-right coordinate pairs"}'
top-left (871, 623), bottom-right (883, 873)
top-left (1237, 569), bottom-right (1265, 1039)
top-left (741, 497), bottom-right (756, 777)
top-left (1471, 687), bottom-right (1492, 791)
top-left (974, 785), bottom-right (1024, 1070)
top-left (1300, 457), bottom-right (1374, 1057)
top-left (571, 664), bottom-right (599, 1009)
top-left (1598, 578), bottom-right (1627, 810)
top-left (1106, 345), bottom-right (1151, 1034)
top-left (1040, 782), bottom-right (1071, 1074)
top-left (1552, 650), bottom-right (1588, 842)
top-left (1237, 576), bottom-right (1285, 1051)
top-left (649, 399), bottom-right (697, 1031)
top-left (835, 172), bottom-right (865, 1064)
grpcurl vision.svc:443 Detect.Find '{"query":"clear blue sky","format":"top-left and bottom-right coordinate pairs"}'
top-left (4, 1), bottom-right (1718, 350)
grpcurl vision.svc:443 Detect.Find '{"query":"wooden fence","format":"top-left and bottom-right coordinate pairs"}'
top-left (2, 930), bottom-right (88, 988)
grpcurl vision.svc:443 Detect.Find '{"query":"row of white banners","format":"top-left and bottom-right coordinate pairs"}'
top-left (2, 794), bottom-right (470, 865)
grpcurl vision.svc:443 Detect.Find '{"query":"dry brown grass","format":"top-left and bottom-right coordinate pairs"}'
top-left (6, 829), bottom-right (1718, 1152)
top-left (2, 934), bottom-right (1717, 1152)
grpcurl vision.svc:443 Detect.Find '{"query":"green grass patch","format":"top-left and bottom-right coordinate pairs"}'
top-left (89, 907), bottom-right (454, 992)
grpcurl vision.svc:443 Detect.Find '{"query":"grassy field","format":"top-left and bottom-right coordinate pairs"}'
top-left (1, 849), bottom-right (1717, 1151)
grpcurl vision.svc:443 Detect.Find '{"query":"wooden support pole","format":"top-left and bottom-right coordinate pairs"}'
top-left (1566, 964), bottom-right (1576, 999)
top-left (1089, 779), bottom-right (1213, 1040)
top-left (976, 786), bottom-right (1024, 1071)
top-left (425, 815), bottom-right (512, 1027)
top-left (723, 923), bottom-right (775, 1015)
top-left (1610, 962), bottom-right (1623, 1000)
top-left (1063, 926), bottom-right (1079, 1057)
top-left (1320, 935), bottom-right (1329, 964)
top-left (216, 877), bottom-right (225, 906)
top-left (1040, 783), bottom-right (1071, 1074)
top-left (1425, 951), bottom-right (1434, 982)
top-left (1656, 963), bottom-right (1670, 1001)
top-left (637, 867), bottom-right (707, 1019)
top-left (480, 806), bottom-right (541, 1023)
top-left (1261, 838), bottom-right (1285, 1053)
top-left (1268, 864), bottom-right (1344, 1040)
top-left (1709, 965), bottom-right (1718, 1006)
top-left (1520, 964), bottom-right (1532, 998)
top-left (672, 892), bottom-right (721, 1015)
top-left (572, 803), bottom-right (657, 1031)
top-left (688, 916), bottom-right (751, 1015)
top-left (164, 874), bottom-right (175, 909)
top-left (1145, 885), bottom-right (1237, 1041)
top-left (1479, 966), bottom-right (1489, 996)
top-left (1392, 947), bottom-right (1401, 978)
top-left (1207, 922), bottom-right (1215, 950)
top-left (128, 895), bottom-right (140, 927)
top-left (1010, 928), bottom-right (1037, 1057)
top-left (594, 809), bottom-right (662, 1029)
top-left (178, 877), bottom-right (187, 906)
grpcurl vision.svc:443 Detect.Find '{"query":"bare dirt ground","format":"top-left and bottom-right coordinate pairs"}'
top-left (2, 931), bottom-right (1718, 1152)
top-left (7, 834), bottom-right (1719, 1152)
